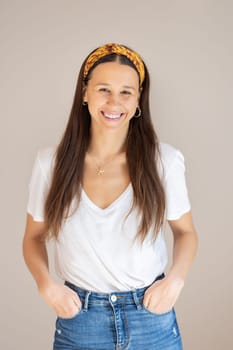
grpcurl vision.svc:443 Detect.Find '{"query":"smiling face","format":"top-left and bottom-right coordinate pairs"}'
top-left (83, 61), bottom-right (141, 133)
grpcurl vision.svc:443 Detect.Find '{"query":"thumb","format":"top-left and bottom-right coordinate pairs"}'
top-left (143, 293), bottom-right (151, 308)
top-left (71, 291), bottom-right (82, 308)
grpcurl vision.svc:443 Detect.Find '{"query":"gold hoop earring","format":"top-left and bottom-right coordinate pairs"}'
top-left (134, 107), bottom-right (141, 118)
top-left (82, 101), bottom-right (88, 106)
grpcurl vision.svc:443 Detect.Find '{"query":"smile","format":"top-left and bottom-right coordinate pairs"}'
top-left (101, 111), bottom-right (124, 120)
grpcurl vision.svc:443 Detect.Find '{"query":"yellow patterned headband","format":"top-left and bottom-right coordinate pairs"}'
top-left (83, 43), bottom-right (145, 86)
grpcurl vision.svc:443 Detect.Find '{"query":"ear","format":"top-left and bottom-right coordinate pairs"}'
top-left (82, 85), bottom-right (88, 103)
top-left (138, 87), bottom-right (143, 102)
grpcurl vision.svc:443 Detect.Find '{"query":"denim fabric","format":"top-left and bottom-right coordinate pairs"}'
top-left (53, 274), bottom-right (183, 350)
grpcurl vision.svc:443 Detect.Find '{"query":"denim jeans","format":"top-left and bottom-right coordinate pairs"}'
top-left (53, 274), bottom-right (183, 350)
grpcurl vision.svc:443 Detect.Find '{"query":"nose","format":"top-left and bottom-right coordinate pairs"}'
top-left (106, 92), bottom-right (120, 106)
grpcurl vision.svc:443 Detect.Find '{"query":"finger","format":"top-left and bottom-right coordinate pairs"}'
top-left (73, 298), bottom-right (81, 308)
top-left (143, 295), bottom-right (151, 308)
top-left (72, 293), bottom-right (82, 307)
top-left (64, 286), bottom-right (81, 307)
top-left (66, 288), bottom-right (79, 301)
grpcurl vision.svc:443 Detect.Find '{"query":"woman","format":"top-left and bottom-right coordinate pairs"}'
top-left (23, 43), bottom-right (198, 350)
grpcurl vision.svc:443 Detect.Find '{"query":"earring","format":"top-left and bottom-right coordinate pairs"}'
top-left (134, 107), bottom-right (141, 118)
top-left (82, 101), bottom-right (88, 106)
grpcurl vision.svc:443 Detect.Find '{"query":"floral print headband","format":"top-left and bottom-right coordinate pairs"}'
top-left (83, 43), bottom-right (145, 86)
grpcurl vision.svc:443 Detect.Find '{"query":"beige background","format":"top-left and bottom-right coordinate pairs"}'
top-left (1, 0), bottom-right (232, 349)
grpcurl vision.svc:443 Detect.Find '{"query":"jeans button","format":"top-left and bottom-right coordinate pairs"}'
top-left (111, 294), bottom-right (117, 302)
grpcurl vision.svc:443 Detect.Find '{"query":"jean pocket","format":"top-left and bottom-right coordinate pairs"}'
top-left (58, 306), bottom-right (83, 321)
top-left (142, 304), bottom-right (174, 317)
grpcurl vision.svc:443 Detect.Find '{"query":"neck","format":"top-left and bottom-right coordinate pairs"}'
top-left (87, 127), bottom-right (128, 161)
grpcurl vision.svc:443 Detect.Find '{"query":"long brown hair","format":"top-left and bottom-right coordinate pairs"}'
top-left (44, 45), bottom-right (165, 242)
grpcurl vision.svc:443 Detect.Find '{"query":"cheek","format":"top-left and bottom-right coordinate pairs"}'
top-left (87, 103), bottom-right (98, 118)
top-left (87, 99), bottom-right (114, 120)
top-left (88, 93), bottom-right (107, 106)
top-left (87, 96), bottom-right (105, 115)
top-left (126, 99), bottom-right (138, 112)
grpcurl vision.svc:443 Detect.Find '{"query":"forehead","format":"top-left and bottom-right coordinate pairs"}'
top-left (88, 61), bottom-right (139, 87)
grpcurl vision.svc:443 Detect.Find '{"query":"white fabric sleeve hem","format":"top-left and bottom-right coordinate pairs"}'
top-left (166, 205), bottom-right (191, 221)
top-left (27, 150), bottom-right (50, 221)
top-left (27, 210), bottom-right (45, 222)
top-left (164, 149), bottom-right (191, 220)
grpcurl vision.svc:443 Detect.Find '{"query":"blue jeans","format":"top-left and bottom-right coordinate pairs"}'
top-left (53, 274), bottom-right (183, 350)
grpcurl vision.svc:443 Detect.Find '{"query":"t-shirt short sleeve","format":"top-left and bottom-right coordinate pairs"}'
top-left (27, 147), bottom-right (55, 222)
top-left (160, 143), bottom-right (191, 221)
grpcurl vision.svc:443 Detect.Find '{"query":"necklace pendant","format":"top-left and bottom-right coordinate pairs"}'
top-left (97, 168), bottom-right (105, 175)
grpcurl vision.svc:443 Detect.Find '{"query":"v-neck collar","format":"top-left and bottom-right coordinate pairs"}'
top-left (81, 183), bottom-right (132, 215)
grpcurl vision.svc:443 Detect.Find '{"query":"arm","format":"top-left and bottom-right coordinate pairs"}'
top-left (143, 211), bottom-right (198, 313)
top-left (22, 214), bottom-right (81, 318)
top-left (22, 214), bottom-right (51, 288)
top-left (167, 211), bottom-right (198, 281)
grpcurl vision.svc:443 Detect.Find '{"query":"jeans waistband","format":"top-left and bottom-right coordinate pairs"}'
top-left (65, 273), bottom-right (165, 311)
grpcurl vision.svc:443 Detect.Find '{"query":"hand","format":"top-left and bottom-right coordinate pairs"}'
top-left (143, 275), bottom-right (184, 314)
top-left (38, 280), bottom-right (82, 319)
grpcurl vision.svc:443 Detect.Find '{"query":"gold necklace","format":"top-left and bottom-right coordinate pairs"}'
top-left (87, 152), bottom-right (117, 176)
top-left (96, 168), bottom-right (105, 176)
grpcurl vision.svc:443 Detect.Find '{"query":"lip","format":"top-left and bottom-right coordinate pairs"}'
top-left (101, 111), bottom-right (124, 121)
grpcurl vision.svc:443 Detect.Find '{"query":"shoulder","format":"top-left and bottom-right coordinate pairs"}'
top-left (36, 145), bottom-right (57, 177)
top-left (159, 142), bottom-right (181, 163)
top-left (158, 142), bottom-right (185, 180)
top-left (37, 145), bottom-right (56, 163)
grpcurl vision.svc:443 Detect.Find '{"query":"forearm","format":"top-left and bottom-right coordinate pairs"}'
top-left (23, 235), bottom-right (82, 318)
top-left (23, 236), bottom-right (52, 291)
top-left (168, 229), bottom-right (198, 282)
top-left (143, 228), bottom-right (198, 313)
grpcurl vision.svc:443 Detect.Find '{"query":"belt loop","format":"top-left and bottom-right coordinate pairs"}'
top-left (83, 291), bottom-right (91, 312)
top-left (132, 289), bottom-right (142, 310)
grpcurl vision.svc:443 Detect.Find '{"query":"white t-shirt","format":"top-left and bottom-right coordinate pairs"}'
top-left (27, 143), bottom-right (191, 292)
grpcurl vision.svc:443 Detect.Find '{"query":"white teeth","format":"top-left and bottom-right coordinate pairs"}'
top-left (104, 112), bottom-right (122, 119)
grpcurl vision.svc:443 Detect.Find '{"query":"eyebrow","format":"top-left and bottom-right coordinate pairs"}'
top-left (95, 83), bottom-right (136, 90)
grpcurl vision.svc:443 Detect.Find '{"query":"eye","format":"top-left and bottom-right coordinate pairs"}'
top-left (121, 90), bottom-right (132, 95)
top-left (99, 87), bottom-right (110, 93)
